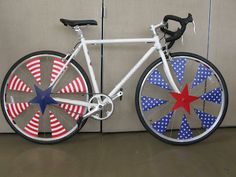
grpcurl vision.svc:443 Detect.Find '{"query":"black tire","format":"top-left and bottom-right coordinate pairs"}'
top-left (135, 52), bottom-right (228, 145)
top-left (1, 51), bottom-right (92, 144)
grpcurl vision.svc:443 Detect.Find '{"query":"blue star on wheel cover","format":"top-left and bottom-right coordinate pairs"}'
top-left (30, 85), bottom-right (57, 114)
top-left (152, 111), bottom-right (173, 134)
top-left (178, 114), bottom-right (193, 140)
top-left (194, 109), bottom-right (216, 129)
top-left (191, 64), bottom-right (212, 88)
top-left (147, 69), bottom-right (172, 90)
top-left (171, 57), bottom-right (187, 84)
top-left (141, 96), bottom-right (167, 111)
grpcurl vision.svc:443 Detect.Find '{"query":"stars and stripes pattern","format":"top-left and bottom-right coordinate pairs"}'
top-left (152, 111), bottom-right (173, 134)
top-left (50, 58), bottom-right (65, 84)
top-left (59, 76), bottom-right (86, 93)
top-left (171, 58), bottom-right (187, 84)
top-left (49, 111), bottom-right (67, 138)
top-left (191, 64), bottom-right (212, 88)
top-left (26, 58), bottom-right (41, 85)
top-left (141, 96), bottom-right (167, 111)
top-left (59, 103), bottom-right (85, 120)
top-left (194, 109), bottom-right (216, 129)
top-left (178, 114), bottom-right (193, 139)
top-left (6, 102), bottom-right (31, 120)
top-left (147, 69), bottom-right (172, 90)
top-left (24, 111), bottom-right (40, 136)
top-left (8, 75), bottom-right (32, 92)
top-left (201, 87), bottom-right (222, 104)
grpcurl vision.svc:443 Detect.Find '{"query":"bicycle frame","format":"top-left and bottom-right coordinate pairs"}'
top-left (52, 26), bottom-right (180, 118)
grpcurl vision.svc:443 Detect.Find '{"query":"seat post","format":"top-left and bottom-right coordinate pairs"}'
top-left (74, 26), bottom-right (84, 39)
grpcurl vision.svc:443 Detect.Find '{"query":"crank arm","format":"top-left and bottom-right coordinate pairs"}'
top-left (83, 106), bottom-right (101, 118)
top-left (111, 91), bottom-right (123, 101)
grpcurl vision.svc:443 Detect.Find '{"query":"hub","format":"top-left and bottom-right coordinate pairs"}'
top-left (170, 84), bottom-right (199, 114)
top-left (30, 85), bottom-right (57, 114)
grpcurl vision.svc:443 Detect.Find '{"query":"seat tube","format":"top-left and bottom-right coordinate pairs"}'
top-left (81, 38), bottom-right (100, 93)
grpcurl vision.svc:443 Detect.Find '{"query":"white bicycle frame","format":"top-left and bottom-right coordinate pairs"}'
top-left (52, 23), bottom-right (180, 118)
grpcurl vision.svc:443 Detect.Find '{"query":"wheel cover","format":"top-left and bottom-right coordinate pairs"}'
top-left (138, 55), bottom-right (227, 144)
top-left (2, 53), bottom-right (90, 143)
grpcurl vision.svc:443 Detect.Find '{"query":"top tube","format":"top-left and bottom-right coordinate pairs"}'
top-left (84, 38), bottom-right (156, 45)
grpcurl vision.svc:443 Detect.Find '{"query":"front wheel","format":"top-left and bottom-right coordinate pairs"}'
top-left (1, 51), bottom-right (92, 144)
top-left (136, 52), bottom-right (228, 145)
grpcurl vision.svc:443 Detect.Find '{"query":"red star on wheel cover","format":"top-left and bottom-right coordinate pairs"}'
top-left (170, 84), bottom-right (199, 114)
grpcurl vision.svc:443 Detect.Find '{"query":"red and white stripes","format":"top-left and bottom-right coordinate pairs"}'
top-left (8, 75), bottom-right (32, 92)
top-left (59, 103), bottom-right (85, 120)
top-left (50, 58), bottom-right (65, 84)
top-left (59, 76), bottom-right (86, 93)
top-left (7, 102), bottom-right (30, 120)
top-left (24, 111), bottom-right (40, 136)
top-left (26, 58), bottom-right (41, 85)
top-left (49, 111), bottom-right (67, 138)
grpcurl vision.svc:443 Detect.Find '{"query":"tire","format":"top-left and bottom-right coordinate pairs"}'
top-left (135, 52), bottom-right (228, 145)
top-left (1, 51), bottom-right (92, 144)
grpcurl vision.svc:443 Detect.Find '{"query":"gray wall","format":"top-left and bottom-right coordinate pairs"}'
top-left (0, 0), bottom-right (235, 132)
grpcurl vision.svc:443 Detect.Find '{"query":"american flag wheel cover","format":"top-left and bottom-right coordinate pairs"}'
top-left (139, 55), bottom-right (226, 143)
top-left (2, 52), bottom-right (90, 142)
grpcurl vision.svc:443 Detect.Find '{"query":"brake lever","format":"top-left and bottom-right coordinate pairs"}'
top-left (192, 20), bottom-right (196, 35)
top-left (182, 20), bottom-right (195, 44)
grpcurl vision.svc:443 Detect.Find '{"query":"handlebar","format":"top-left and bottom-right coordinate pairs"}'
top-left (160, 13), bottom-right (193, 49)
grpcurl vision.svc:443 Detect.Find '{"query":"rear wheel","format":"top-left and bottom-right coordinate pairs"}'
top-left (1, 51), bottom-right (92, 144)
top-left (136, 52), bottom-right (228, 145)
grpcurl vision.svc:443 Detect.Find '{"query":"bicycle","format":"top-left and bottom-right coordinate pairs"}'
top-left (0, 13), bottom-right (228, 145)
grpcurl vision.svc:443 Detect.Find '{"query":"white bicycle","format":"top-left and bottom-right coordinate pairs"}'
top-left (1, 14), bottom-right (228, 145)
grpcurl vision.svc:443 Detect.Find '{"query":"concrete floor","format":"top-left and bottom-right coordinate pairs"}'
top-left (0, 129), bottom-right (235, 177)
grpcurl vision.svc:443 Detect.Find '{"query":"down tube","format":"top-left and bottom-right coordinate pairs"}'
top-left (108, 46), bottom-right (156, 98)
